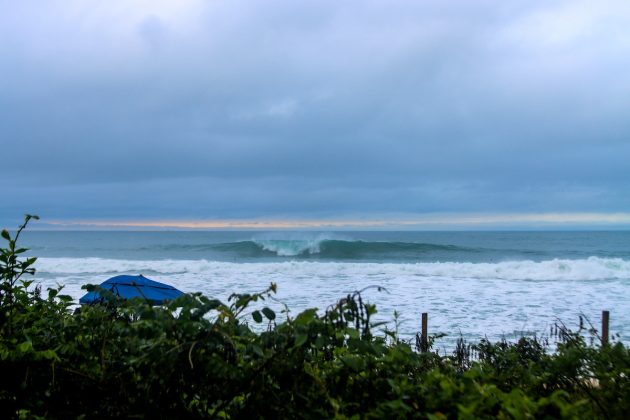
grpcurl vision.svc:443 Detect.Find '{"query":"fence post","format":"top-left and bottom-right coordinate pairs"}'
top-left (422, 312), bottom-right (428, 341)
top-left (602, 310), bottom-right (609, 346)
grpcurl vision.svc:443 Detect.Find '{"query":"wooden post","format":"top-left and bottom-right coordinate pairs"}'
top-left (421, 312), bottom-right (428, 341)
top-left (602, 310), bottom-right (609, 346)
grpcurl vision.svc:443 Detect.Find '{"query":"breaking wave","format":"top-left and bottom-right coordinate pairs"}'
top-left (211, 239), bottom-right (477, 259)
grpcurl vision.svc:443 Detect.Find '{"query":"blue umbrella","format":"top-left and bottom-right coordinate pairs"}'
top-left (80, 274), bottom-right (184, 305)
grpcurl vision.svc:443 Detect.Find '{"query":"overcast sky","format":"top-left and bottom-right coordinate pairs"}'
top-left (1, 0), bottom-right (630, 229)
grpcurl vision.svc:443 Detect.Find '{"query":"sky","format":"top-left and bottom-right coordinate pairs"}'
top-left (1, 0), bottom-right (630, 229)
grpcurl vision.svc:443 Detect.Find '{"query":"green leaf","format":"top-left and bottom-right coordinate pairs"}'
top-left (1, 230), bottom-right (10, 241)
top-left (18, 341), bottom-right (33, 353)
top-left (345, 328), bottom-right (360, 339)
top-left (262, 307), bottom-right (276, 321)
top-left (23, 257), bottom-right (37, 268)
top-left (251, 310), bottom-right (263, 323)
top-left (294, 308), bottom-right (317, 326)
top-left (294, 333), bottom-right (308, 347)
top-left (314, 336), bottom-right (328, 349)
top-left (24, 214), bottom-right (39, 223)
top-left (41, 349), bottom-right (59, 361)
top-left (341, 355), bottom-right (362, 371)
top-left (365, 304), bottom-right (377, 316)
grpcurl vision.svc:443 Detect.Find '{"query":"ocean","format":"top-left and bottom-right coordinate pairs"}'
top-left (20, 230), bottom-right (630, 349)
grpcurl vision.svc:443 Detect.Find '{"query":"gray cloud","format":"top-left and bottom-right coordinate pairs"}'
top-left (1, 0), bottom-right (629, 226)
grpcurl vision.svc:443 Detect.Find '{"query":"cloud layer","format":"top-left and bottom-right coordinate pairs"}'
top-left (1, 0), bottom-right (629, 227)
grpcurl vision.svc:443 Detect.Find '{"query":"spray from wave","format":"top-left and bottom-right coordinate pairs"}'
top-left (253, 239), bottom-right (323, 256)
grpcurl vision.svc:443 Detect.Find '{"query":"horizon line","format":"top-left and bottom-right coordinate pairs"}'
top-left (37, 212), bottom-right (630, 230)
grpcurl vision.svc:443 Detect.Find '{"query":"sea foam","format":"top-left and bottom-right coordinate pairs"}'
top-left (36, 256), bottom-right (630, 281)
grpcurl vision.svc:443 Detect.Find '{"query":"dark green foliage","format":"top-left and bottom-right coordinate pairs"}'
top-left (1, 215), bottom-right (630, 418)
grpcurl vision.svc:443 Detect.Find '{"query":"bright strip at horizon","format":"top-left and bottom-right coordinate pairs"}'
top-left (43, 213), bottom-right (630, 230)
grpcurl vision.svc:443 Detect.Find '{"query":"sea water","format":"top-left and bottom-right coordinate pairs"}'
top-left (20, 230), bottom-right (630, 349)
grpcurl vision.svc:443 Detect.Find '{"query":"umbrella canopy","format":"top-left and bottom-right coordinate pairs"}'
top-left (79, 274), bottom-right (184, 305)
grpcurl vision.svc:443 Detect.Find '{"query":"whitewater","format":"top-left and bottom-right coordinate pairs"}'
top-left (21, 230), bottom-right (630, 348)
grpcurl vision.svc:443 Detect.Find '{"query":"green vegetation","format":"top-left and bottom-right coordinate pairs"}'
top-left (1, 216), bottom-right (630, 418)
